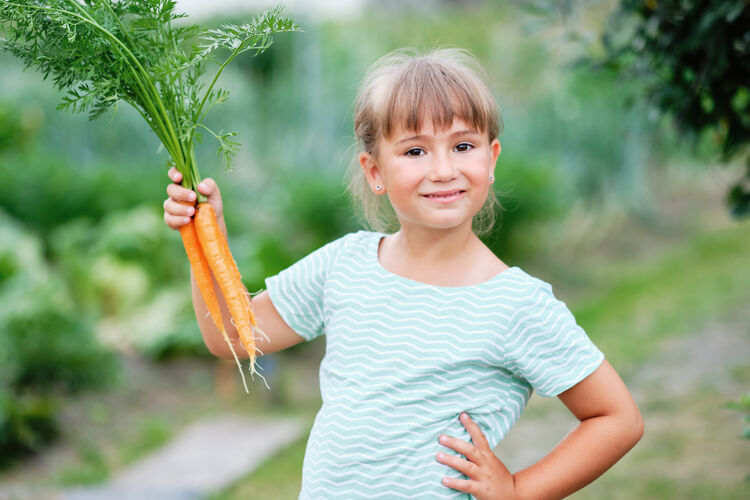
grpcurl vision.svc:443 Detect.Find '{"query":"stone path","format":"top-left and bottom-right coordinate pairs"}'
top-left (60, 415), bottom-right (305, 500)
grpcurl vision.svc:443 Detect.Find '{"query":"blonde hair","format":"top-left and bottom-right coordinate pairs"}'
top-left (345, 47), bottom-right (505, 236)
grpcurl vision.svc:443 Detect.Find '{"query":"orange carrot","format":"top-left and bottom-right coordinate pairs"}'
top-left (193, 203), bottom-right (266, 386)
top-left (179, 211), bottom-right (250, 392)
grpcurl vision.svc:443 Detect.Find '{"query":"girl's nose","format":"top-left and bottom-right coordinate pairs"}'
top-left (429, 152), bottom-right (458, 181)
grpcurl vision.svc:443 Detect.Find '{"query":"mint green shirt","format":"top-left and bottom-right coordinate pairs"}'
top-left (266, 230), bottom-right (604, 499)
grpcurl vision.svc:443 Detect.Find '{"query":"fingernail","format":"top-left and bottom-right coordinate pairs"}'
top-left (436, 452), bottom-right (445, 460)
top-left (187, 207), bottom-right (195, 215)
top-left (460, 412), bottom-right (467, 421)
top-left (188, 192), bottom-right (196, 201)
top-left (198, 182), bottom-right (207, 191)
top-left (438, 435), bottom-right (447, 443)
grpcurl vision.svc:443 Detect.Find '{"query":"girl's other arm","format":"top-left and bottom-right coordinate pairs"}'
top-left (164, 168), bottom-right (306, 359)
top-left (512, 359), bottom-right (644, 500)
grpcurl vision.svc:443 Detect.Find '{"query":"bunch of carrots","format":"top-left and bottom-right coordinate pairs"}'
top-left (182, 196), bottom-right (267, 392)
top-left (0, 0), bottom-right (300, 392)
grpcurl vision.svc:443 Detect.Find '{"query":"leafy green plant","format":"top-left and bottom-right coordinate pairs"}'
top-left (0, 0), bottom-right (300, 197)
top-left (0, 209), bottom-right (117, 467)
top-left (598, 0), bottom-right (750, 217)
top-left (5, 305), bottom-right (116, 393)
top-left (46, 204), bottom-right (211, 357)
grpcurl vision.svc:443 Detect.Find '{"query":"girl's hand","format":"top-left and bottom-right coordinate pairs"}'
top-left (163, 167), bottom-right (223, 230)
top-left (437, 412), bottom-right (517, 500)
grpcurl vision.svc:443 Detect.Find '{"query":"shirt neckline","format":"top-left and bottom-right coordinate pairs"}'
top-left (370, 232), bottom-right (520, 290)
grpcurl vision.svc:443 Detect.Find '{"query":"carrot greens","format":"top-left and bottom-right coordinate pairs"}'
top-left (0, 0), bottom-right (300, 198)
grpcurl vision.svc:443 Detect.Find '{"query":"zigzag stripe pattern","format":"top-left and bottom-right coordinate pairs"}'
top-left (265, 231), bottom-right (605, 499)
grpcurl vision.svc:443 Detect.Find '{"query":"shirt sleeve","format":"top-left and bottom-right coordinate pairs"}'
top-left (264, 233), bottom-right (351, 342)
top-left (504, 282), bottom-right (604, 397)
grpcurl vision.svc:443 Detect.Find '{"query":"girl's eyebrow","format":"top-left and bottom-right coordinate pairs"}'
top-left (394, 129), bottom-right (479, 145)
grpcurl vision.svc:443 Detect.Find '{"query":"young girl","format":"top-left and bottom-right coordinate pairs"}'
top-left (163, 48), bottom-right (643, 500)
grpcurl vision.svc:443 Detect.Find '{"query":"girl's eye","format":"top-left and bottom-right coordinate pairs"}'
top-left (455, 142), bottom-right (474, 152)
top-left (405, 148), bottom-right (425, 157)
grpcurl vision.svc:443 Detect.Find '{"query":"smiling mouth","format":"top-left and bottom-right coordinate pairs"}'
top-left (422, 190), bottom-right (466, 199)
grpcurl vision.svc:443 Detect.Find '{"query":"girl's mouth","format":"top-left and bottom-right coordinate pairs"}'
top-left (421, 190), bottom-right (466, 203)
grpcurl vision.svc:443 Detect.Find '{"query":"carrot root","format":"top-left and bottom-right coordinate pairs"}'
top-left (222, 333), bottom-right (250, 394)
top-left (180, 216), bottom-right (249, 393)
top-left (194, 203), bottom-right (261, 379)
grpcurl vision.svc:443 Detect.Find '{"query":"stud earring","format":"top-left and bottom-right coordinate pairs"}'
top-left (488, 175), bottom-right (494, 182)
top-left (375, 185), bottom-right (383, 191)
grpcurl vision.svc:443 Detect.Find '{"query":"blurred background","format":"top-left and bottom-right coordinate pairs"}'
top-left (0, 0), bottom-right (748, 498)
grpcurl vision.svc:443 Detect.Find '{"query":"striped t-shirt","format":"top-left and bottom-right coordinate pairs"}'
top-left (265, 230), bottom-right (604, 499)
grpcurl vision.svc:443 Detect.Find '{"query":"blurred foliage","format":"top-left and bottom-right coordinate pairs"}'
top-left (0, 102), bottom-right (40, 154)
top-left (0, 392), bottom-right (58, 469)
top-left (726, 390), bottom-right (750, 441)
top-left (0, 153), bottom-right (165, 239)
top-left (725, 390), bottom-right (750, 483)
top-left (48, 205), bottom-right (209, 359)
top-left (0, 210), bottom-right (117, 467)
top-left (598, 0), bottom-right (750, 216)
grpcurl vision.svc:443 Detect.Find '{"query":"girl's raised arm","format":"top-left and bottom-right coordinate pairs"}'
top-left (164, 168), bottom-right (306, 360)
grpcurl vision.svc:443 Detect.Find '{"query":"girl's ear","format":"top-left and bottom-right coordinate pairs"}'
top-left (489, 138), bottom-right (501, 180)
top-left (360, 151), bottom-right (386, 194)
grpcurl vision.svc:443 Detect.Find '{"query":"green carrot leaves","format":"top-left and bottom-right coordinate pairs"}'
top-left (198, 5), bottom-right (298, 58)
top-left (0, 0), bottom-right (300, 194)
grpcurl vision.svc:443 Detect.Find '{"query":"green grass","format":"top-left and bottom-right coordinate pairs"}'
top-left (55, 443), bottom-right (110, 486)
top-left (206, 432), bottom-right (309, 500)
top-left (574, 221), bottom-right (750, 371)
top-left (575, 476), bottom-right (750, 500)
top-left (571, 390), bottom-right (750, 500)
top-left (119, 417), bottom-right (172, 464)
top-left (53, 415), bottom-right (173, 487)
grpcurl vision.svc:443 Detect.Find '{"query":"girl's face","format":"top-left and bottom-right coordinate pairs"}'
top-left (360, 117), bottom-right (501, 234)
